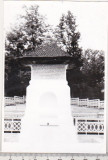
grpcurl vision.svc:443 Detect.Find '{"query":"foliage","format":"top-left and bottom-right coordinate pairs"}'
top-left (55, 11), bottom-right (82, 68)
top-left (81, 49), bottom-right (104, 88)
top-left (5, 56), bottom-right (31, 96)
top-left (5, 6), bottom-right (104, 99)
top-left (5, 5), bottom-right (49, 96)
top-left (66, 49), bottom-right (104, 99)
top-left (5, 5), bottom-right (49, 57)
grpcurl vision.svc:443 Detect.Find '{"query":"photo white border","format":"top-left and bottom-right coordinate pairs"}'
top-left (0, 0), bottom-right (108, 154)
top-left (0, 0), bottom-right (4, 152)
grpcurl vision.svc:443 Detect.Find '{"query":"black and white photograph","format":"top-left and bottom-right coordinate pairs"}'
top-left (3, 1), bottom-right (107, 153)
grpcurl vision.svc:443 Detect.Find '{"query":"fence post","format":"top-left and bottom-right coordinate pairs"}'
top-left (23, 96), bottom-right (25, 103)
top-left (77, 98), bottom-right (79, 106)
top-left (98, 99), bottom-right (100, 109)
top-left (86, 119), bottom-right (87, 135)
top-left (87, 98), bottom-right (89, 107)
top-left (24, 96), bottom-right (26, 103)
top-left (14, 96), bottom-right (16, 104)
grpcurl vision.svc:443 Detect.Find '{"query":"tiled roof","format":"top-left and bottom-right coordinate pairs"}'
top-left (24, 43), bottom-right (70, 57)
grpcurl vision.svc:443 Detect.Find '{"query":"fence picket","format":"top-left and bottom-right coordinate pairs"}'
top-left (76, 118), bottom-right (104, 135)
top-left (71, 98), bottom-right (104, 109)
top-left (5, 96), bottom-right (26, 106)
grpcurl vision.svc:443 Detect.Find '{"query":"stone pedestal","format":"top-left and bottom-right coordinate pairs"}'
top-left (20, 64), bottom-right (77, 152)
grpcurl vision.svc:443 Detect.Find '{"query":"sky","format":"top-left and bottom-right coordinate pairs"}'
top-left (4, 1), bottom-right (108, 52)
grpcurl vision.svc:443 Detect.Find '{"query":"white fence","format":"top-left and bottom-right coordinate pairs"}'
top-left (4, 96), bottom-right (104, 134)
top-left (4, 118), bottom-right (21, 133)
top-left (71, 98), bottom-right (104, 109)
top-left (5, 96), bottom-right (26, 106)
top-left (4, 117), bottom-right (104, 135)
top-left (4, 105), bottom-right (25, 133)
top-left (76, 118), bottom-right (104, 135)
top-left (73, 112), bottom-right (104, 119)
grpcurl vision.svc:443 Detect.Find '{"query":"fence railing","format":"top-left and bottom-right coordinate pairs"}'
top-left (4, 105), bottom-right (25, 133)
top-left (73, 112), bottom-right (104, 119)
top-left (5, 96), bottom-right (26, 106)
top-left (76, 118), bottom-right (104, 135)
top-left (4, 96), bottom-right (104, 135)
top-left (4, 118), bottom-right (21, 133)
top-left (4, 117), bottom-right (104, 135)
top-left (71, 98), bottom-right (104, 109)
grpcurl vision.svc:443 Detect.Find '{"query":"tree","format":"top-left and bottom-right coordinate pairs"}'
top-left (5, 27), bottom-right (25, 57)
top-left (81, 49), bottom-right (104, 88)
top-left (55, 11), bottom-right (83, 97)
top-left (5, 55), bottom-right (31, 96)
top-left (5, 5), bottom-right (49, 57)
top-left (5, 5), bottom-right (50, 96)
top-left (78, 49), bottom-right (105, 99)
top-left (55, 11), bottom-right (82, 68)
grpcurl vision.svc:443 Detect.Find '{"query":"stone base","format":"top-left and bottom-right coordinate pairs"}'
top-left (19, 79), bottom-right (78, 152)
top-left (20, 118), bottom-right (78, 152)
